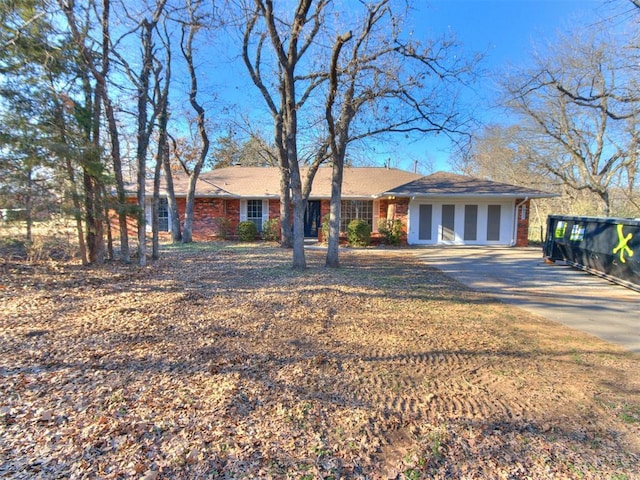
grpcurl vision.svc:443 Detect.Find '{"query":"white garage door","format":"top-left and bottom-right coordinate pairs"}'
top-left (408, 200), bottom-right (514, 245)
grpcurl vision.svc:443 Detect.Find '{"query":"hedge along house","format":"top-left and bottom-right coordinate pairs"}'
top-left (135, 166), bottom-right (554, 246)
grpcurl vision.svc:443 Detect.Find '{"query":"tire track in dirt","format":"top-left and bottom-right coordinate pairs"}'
top-left (341, 348), bottom-right (534, 440)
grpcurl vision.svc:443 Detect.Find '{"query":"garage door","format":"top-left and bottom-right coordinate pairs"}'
top-left (408, 201), bottom-right (514, 245)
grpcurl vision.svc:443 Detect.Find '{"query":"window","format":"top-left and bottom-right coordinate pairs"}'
top-left (418, 204), bottom-right (432, 240)
top-left (487, 205), bottom-right (501, 241)
top-left (158, 197), bottom-right (169, 232)
top-left (247, 199), bottom-right (263, 232)
top-left (340, 200), bottom-right (373, 232)
top-left (441, 204), bottom-right (455, 241)
top-left (464, 205), bottom-right (478, 241)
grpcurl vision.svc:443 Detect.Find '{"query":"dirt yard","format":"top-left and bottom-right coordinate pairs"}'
top-left (1, 243), bottom-right (639, 479)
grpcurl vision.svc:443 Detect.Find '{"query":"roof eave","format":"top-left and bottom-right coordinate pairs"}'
top-left (383, 192), bottom-right (558, 199)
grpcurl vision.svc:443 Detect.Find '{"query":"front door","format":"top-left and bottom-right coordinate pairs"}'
top-left (304, 200), bottom-right (322, 237)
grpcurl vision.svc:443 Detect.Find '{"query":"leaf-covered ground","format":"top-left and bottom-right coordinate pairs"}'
top-left (1, 243), bottom-right (639, 479)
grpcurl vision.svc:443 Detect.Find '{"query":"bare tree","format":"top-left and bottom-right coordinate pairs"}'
top-left (210, 132), bottom-right (278, 168)
top-left (503, 29), bottom-right (639, 216)
top-left (323, 1), bottom-right (478, 267)
top-left (60, 0), bottom-right (119, 264)
top-left (151, 21), bottom-right (172, 259)
top-left (242, 0), bottom-right (330, 266)
top-left (178, 0), bottom-right (212, 244)
top-left (132, 0), bottom-right (167, 265)
top-left (453, 124), bottom-right (545, 186)
top-left (60, 0), bottom-right (136, 263)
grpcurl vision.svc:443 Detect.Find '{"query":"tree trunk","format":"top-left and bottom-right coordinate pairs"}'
top-left (51, 90), bottom-right (88, 265)
top-left (180, 7), bottom-right (209, 244)
top-left (25, 167), bottom-right (33, 243)
top-left (279, 167), bottom-right (292, 247)
top-left (61, 0), bottom-right (109, 264)
top-left (600, 190), bottom-right (611, 217)
top-left (325, 162), bottom-right (344, 267)
top-left (288, 160), bottom-right (306, 269)
top-left (162, 154), bottom-right (182, 242)
top-left (136, 168), bottom-right (147, 265)
top-left (103, 186), bottom-right (114, 260)
top-left (104, 100), bottom-right (130, 263)
top-left (324, 32), bottom-right (352, 268)
top-left (83, 172), bottom-right (105, 264)
top-left (183, 166), bottom-right (204, 243)
top-left (291, 199), bottom-right (306, 269)
top-left (135, 21), bottom-right (155, 266)
top-left (152, 156), bottom-right (161, 260)
top-left (153, 87), bottom-right (170, 258)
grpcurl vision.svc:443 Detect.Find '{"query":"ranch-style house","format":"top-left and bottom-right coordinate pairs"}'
top-left (132, 166), bottom-right (554, 246)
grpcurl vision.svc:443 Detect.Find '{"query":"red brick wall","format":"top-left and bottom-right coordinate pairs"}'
top-left (111, 197), bottom-right (237, 240)
top-left (515, 199), bottom-right (530, 247)
top-left (109, 198), bottom-right (139, 238)
top-left (378, 198), bottom-right (409, 244)
top-left (268, 199), bottom-right (280, 219)
top-left (320, 200), bottom-right (331, 219)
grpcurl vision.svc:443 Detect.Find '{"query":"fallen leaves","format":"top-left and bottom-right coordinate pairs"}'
top-left (0, 244), bottom-right (639, 479)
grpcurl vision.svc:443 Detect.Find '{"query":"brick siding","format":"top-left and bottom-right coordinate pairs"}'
top-left (515, 199), bottom-right (530, 247)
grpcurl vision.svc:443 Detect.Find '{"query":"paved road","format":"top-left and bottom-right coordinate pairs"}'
top-left (414, 246), bottom-right (640, 354)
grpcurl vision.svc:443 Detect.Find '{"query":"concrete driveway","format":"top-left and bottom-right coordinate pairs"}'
top-left (414, 246), bottom-right (640, 354)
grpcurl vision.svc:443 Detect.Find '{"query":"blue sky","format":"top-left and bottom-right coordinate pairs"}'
top-left (423, 0), bottom-right (604, 66)
top-left (397, 0), bottom-right (611, 173)
top-left (197, 0), bottom-right (621, 174)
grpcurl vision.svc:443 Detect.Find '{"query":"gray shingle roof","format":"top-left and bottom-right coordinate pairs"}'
top-left (383, 171), bottom-right (555, 198)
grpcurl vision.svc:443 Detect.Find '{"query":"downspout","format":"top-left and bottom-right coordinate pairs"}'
top-left (511, 197), bottom-right (529, 246)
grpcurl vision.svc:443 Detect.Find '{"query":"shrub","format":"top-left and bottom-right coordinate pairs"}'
top-left (237, 221), bottom-right (258, 242)
top-left (378, 218), bottom-right (404, 246)
top-left (347, 219), bottom-right (371, 247)
top-left (262, 218), bottom-right (281, 242)
top-left (212, 217), bottom-right (233, 239)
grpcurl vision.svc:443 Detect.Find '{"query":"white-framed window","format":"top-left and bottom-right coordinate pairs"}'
top-left (158, 197), bottom-right (169, 232)
top-left (341, 200), bottom-right (373, 232)
top-left (247, 199), bottom-right (262, 232)
top-left (240, 199), bottom-right (270, 233)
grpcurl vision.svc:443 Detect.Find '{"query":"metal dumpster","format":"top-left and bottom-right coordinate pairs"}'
top-left (543, 215), bottom-right (640, 292)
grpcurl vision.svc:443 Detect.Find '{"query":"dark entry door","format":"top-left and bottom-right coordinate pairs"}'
top-left (304, 200), bottom-right (322, 237)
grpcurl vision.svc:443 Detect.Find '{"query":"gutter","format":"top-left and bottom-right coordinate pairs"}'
top-left (511, 197), bottom-right (529, 247)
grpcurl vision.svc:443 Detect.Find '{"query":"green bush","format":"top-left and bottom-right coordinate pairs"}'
top-left (262, 218), bottom-right (281, 242)
top-left (378, 218), bottom-right (404, 246)
top-left (347, 219), bottom-right (371, 247)
top-left (237, 221), bottom-right (258, 242)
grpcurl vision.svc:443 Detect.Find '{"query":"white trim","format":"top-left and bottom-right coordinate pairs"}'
top-left (372, 199), bottom-right (380, 233)
top-left (145, 201), bottom-right (153, 233)
top-left (144, 197), bottom-right (172, 233)
top-left (239, 199), bottom-right (247, 222)
top-left (262, 199), bottom-right (270, 225)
